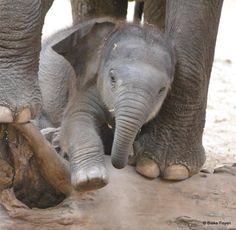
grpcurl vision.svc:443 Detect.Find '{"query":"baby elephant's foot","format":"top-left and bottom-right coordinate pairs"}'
top-left (71, 163), bottom-right (109, 192)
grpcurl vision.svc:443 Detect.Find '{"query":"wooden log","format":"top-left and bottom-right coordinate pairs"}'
top-left (12, 123), bottom-right (71, 195)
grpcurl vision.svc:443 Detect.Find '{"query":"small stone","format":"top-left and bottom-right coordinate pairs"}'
top-left (200, 168), bottom-right (211, 174)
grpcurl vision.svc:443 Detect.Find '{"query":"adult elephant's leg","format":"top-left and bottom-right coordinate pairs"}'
top-left (70, 0), bottom-right (128, 24)
top-left (0, 1), bottom-right (53, 123)
top-left (59, 87), bottom-right (109, 192)
top-left (143, 0), bottom-right (166, 30)
top-left (133, 1), bottom-right (144, 22)
top-left (135, 0), bottom-right (223, 180)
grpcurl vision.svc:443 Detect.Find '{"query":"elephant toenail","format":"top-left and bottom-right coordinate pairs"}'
top-left (15, 108), bottom-right (31, 123)
top-left (71, 165), bottom-right (109, 192)
top-left (136, 158), bottom-right (160, 179)
top-left (0, 106), bottom-right (13, 123)
top-left (163, 164), bottom-right (189, 181)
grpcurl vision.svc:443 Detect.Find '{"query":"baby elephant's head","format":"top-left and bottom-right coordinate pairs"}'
top-left (97, 24), bottom-right (176, 169)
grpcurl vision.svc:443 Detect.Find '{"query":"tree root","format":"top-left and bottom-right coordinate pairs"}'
top-left (0, 122), bottom-right (72, 209)
top-left (13, 123), bottom-right (71, 195)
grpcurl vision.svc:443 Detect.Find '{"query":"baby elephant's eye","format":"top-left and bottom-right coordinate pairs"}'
top-left (109, 69), bottom-right (116, 86)
top-left (159, 87), bottom-right (166, 94)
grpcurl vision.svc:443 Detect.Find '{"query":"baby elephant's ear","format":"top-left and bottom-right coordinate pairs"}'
top-left (53, 19), bottom-right (116, 88)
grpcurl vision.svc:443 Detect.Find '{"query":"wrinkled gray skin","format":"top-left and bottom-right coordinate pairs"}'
top-left (47, 19), bottom-right (175, 191)
top-left (0, 1), bottom-right (223, 192)
top-left (133, 0), bottom-right (166, 29)
top-left (36, 29), bottom-right (77, 129)
top-left (0, 1), bottom-right (53, 123)
top-left (129, 1), bottom-right (223, 181)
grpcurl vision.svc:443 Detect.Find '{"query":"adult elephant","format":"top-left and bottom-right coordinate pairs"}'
top-left (0, 0), bottom-right (223, 192)
top-left (130, 0), bottom-right (224, 180)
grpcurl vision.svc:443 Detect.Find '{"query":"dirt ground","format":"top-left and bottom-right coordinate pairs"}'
top-left (0, 157), bottom-right (236, 230)
top-left (0, 1), bottom-right (235, 229)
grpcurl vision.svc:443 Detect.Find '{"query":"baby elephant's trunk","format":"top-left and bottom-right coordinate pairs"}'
top-left (111, 93), bottom-right (150, 169)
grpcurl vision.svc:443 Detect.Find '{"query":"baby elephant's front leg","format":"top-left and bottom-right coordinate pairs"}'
top-left (59, 87), bottom-right (109, 192)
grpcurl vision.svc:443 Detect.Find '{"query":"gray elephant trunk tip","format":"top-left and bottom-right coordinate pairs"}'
top-left (111, 155), bottom-right (127, 169)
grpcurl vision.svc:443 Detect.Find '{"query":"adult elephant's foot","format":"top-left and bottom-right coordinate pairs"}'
top-left (134, 155), bottom-right (189, 180)
top-left (0, 107), bottom-right (13, 123)
top-left (163, 165), bottom-right (189, 180)
top-left (71, 163), bottom-right (109, 192)
top-left (0, 75), bottom-right (41, 123)
top-left (0, 106), bottom-right (34, 123)
top-left (132, 117), bottom-right (206, 181)
top-left (135, 157), bottom-right (160, 179)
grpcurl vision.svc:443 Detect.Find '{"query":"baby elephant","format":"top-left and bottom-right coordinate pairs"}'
top-left (48, 18), bottom-right (175, 191)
